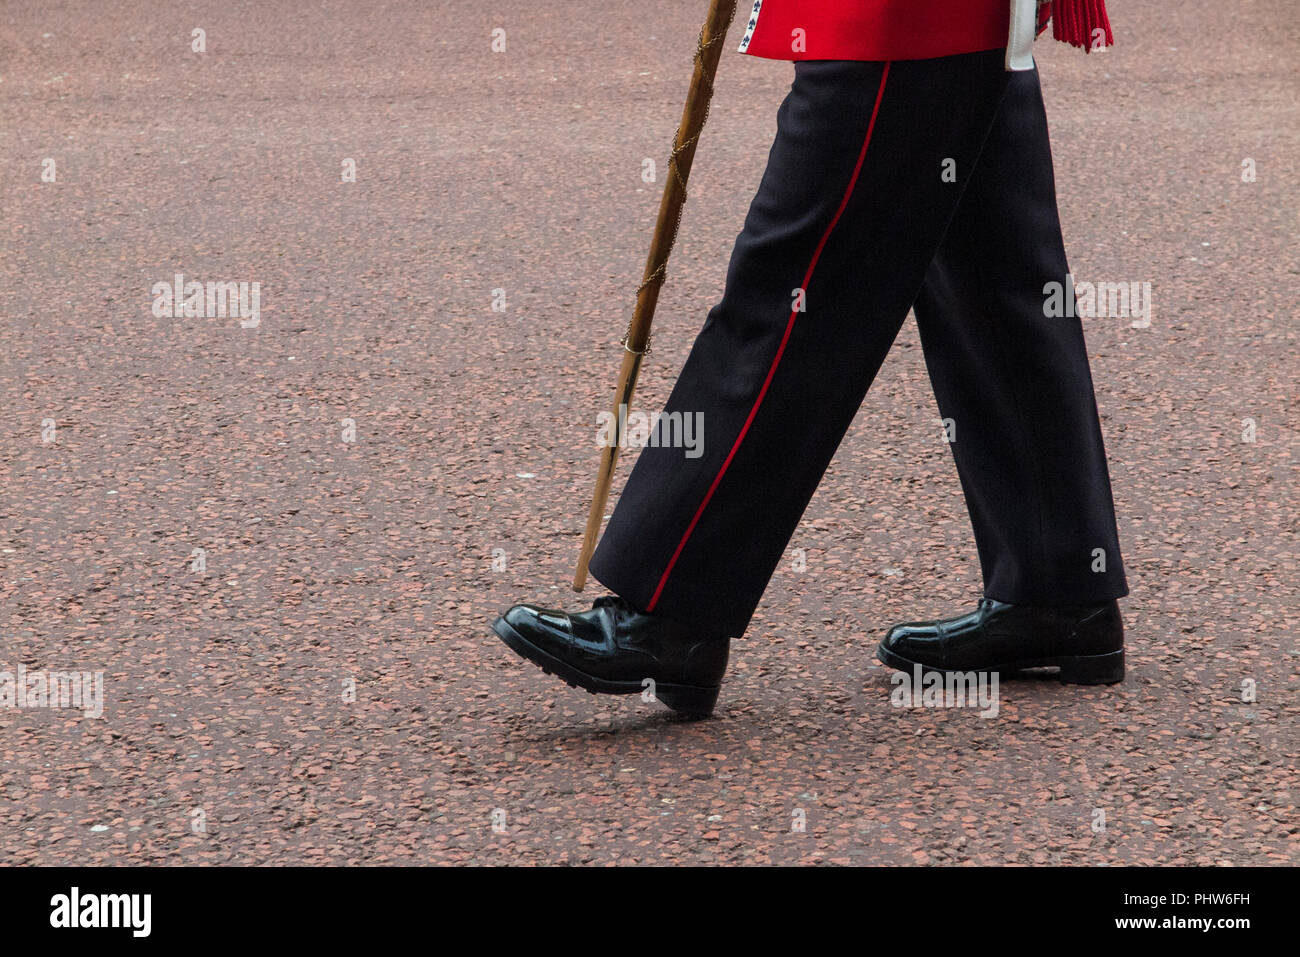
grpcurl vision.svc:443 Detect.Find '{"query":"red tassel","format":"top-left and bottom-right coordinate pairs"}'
top-left (1052, 0), bottom-right (1114, 52)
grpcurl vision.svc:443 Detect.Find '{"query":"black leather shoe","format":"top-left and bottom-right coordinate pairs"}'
top-left (492, 596), bottom-right (730, 716)
top-left (876, 598), bottom-right (1124, 684)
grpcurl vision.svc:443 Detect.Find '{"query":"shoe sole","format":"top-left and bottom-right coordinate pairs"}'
top-left (875, 642), bottom-right (1125, 685)
top-left (491, 616), bottom-right (720, 717)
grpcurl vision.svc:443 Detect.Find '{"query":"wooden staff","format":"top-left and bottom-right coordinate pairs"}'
top-left (573, 0), bottom-right (739, 591)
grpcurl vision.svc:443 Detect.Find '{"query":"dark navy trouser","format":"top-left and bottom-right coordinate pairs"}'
top-left (590, 50), bottom-right (1130, 638)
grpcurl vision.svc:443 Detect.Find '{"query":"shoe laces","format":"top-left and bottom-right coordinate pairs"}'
top-left (593, 595), bottom-right (638, 619)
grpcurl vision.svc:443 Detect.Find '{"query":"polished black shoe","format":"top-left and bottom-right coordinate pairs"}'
top-left (876, 598), bottom-right (1124, 685)
top-left (492, 596), bottom-right (730, 716)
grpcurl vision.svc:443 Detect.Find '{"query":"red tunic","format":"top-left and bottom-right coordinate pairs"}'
top-left (737, 0), bottom-right (1016, 62)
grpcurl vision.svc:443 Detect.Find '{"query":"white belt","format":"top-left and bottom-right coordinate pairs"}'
top-left (1005, 0), bottom-right (1038, 71)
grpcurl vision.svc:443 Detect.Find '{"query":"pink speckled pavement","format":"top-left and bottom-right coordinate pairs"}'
top-left (0, 0), bottom-right (1296, 865)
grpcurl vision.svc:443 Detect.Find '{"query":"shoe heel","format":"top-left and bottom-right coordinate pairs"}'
top-left (656, 684), bottom-right (720, 717)
top-left (1058, 649), bottom-right (1125, 685)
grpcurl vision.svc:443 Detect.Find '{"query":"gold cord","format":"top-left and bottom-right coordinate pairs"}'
top-left (621, 9), bottom-right (736, 357)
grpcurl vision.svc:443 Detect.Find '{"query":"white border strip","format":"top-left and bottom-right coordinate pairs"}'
top-left (737, 0), bottom-right (765, 53)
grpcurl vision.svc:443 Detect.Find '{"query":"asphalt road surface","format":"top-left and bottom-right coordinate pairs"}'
top-left (1, 1), bottom-right (1296, 864)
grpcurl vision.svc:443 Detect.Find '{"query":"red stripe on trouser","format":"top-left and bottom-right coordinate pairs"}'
top-left (645, 62), bottom-right (892, 613)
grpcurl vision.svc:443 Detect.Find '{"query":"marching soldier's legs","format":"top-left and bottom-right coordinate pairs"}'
top-left (910, 66), bottom-right (1129, 606)
top-left (589, 52), bottom-right (1013, 640)
top-left (494, 53), bottom-right (1133, 711)
top-left (877, 66), bottom-right (1128, 686)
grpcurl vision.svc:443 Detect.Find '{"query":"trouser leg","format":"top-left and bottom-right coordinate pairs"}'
top-left (911, 66), bottom-right (1129, 604)
top-left (591, 51), bottom-right (1013, 638)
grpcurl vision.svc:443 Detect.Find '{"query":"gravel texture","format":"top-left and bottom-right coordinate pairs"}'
top-left (0, 0), bottom-right (1296, 865)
